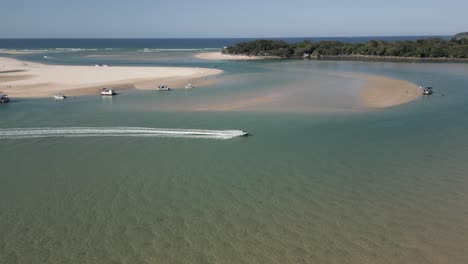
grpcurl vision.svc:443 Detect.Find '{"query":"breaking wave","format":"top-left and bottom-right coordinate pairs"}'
top-left (53, 48), bottom-right (99, 52)
top-left (0, 49), bottom-right (49, 53)
top-left (0, 127), bottom-right (247, 140)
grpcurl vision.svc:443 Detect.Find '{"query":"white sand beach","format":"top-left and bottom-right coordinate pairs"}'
top-left (195, 52), bottom-right (266, 60)
top-left (0, 57), bottom-right (222, 98)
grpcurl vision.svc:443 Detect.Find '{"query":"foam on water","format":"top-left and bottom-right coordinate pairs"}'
top-left (53, 48), bottom-right (100, 52)
top-left (0, 127), bottom-right (247, 140)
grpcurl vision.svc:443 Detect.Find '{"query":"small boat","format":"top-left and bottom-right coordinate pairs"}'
top-left (53, 94), bottom-right (67, 100)
top-left (101, 88), bottom-right (116, 96)
top-left (241, 131), bottom-right (250, 137)
top-left (421, 86), bottom-right (433, 95)
top-left (157, 85), bottom-right (171, 91)
top-left (184, 83), bottom-right (194, 89)
top-left (0, 93), bottom-right (9, 103)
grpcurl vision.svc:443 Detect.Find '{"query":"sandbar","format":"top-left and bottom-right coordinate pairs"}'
top-left (0, 57), bottom-right (222, 98)
top-left (359, 74), bottom-right (421, 108)
top-left (181, 73), bottom-right (421, 112)
top-left (195, 52), bottom-right (269, 60)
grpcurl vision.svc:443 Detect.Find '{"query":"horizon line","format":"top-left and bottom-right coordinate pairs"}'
top-left (0, 34), bottom-right (454, 40)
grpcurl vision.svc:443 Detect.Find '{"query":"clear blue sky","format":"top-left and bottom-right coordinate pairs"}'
top-left (1, 0), bottom-right (467, 38)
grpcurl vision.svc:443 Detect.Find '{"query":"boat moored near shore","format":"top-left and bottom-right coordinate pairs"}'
top-left (421, 86), bottom-right (433, 95)
top-left (157, 85), bottom-right (172, 91)
top-left (0, 93), bottom-right (10, 103)
top-left (101, 88), bottom-right (116, 96)
top-left (54, 94), bottom-right (67, 100)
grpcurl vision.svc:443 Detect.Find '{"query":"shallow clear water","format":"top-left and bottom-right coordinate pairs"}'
top-left (1, 46), bottom-right (468, 263)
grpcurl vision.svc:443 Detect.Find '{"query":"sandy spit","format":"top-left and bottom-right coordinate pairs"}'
top-left (194, 52), bottom-right (274, 60)
top-left (359, 74), bottom-right (421, 108)
top-left (0, 57), bottom-right (222, 98)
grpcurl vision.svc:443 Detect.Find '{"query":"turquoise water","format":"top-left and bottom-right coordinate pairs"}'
top-left (1, 49), bottom-right (468, 263)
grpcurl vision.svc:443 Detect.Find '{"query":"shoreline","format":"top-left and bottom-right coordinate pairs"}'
top-left (219, 52), bottom-right (468, 63)
top-left (0, 57), bottom-right (222, 98)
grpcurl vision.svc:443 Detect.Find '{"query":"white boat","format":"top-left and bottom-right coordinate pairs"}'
top-left (157, 85), bottom-right (171, 91)
top-left (184, 83), bottom-right (194, 89)
top-left (101, 88), bottom-right (116, 96)
top-left (421, 86), bottom-right (433, 95)
top-left (0, 93), bottom-right (9, 103)
top-left (54, 94), bottom-right (67, 100)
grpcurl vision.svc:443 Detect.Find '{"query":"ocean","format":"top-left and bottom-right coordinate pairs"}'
top-left (1, 38), bottom-right (468, 264)
top-left (0, 36), bottom-right (451, 49)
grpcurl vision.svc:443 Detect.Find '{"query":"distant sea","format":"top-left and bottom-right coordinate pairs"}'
top-left (0, 36), bottom-right (452, 49)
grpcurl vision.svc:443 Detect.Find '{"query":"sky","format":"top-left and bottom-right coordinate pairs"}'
top-left (1, 0), bottom-right (467, 38)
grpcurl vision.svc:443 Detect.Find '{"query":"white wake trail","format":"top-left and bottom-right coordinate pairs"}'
top-left (0, 127), bottom-right (248, 140)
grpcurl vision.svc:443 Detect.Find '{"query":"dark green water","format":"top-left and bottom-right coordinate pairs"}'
top-left (1, 50), bottom-right (468, 263)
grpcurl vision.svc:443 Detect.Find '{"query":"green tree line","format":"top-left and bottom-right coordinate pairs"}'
top-left (222, 38), bottom-right (468, 59)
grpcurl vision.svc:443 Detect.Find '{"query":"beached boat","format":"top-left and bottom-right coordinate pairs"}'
top-left (0, 93), bottom-right (9, 103)
top-left (101, 88), bottom-right (116, 96)
top-left (421, 86), bottom-right (433, 95)
top-left (185, 83), bottom-right (194, 89)
top-left (157, 85), bottom-right (172, 91)
top-left (53, 94), bottom-right (67, 100)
